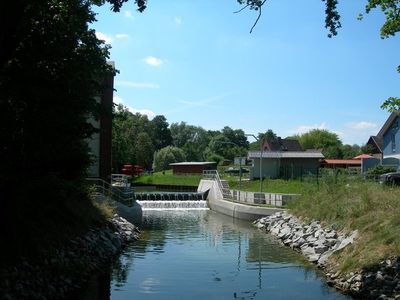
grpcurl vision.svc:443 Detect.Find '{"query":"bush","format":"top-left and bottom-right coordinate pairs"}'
top-left (366, 165), bottom-right (396, 175)
top-left (153, 146), bottom-right (186, 172)
top-left (206, 153), bottom-right (224, 165)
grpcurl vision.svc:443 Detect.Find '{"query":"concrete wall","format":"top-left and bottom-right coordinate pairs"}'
top-left (197, 179), bottom-right (222, 199)
top-left (198, 179), bottom-right (285, 221)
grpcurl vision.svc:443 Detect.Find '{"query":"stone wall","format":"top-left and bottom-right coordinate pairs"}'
top-left (255, 211), bottom-right (400, 299)
top-left (0, 215), bottom-right (139, 300)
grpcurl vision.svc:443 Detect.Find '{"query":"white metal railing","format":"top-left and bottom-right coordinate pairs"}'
top-left (86, 177), bottom-right (134, 206)
top-left (230, 190), bottom-right (298, 206)
top-left (203, 170), bottom-right (225, 198)
top-left (202, 170), bottom-right (299, 207)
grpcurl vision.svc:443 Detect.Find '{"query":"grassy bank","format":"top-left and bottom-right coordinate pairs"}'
top-left (287, 177), bottom-right (400, 272)
top-left (228, 178), bottom-right (309, 194)
top-left (133, 169), bottom-right (309, 194)
top-left (132, 170), bottom-right (202, 186)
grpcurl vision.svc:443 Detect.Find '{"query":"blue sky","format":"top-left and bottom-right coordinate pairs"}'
top-left (92, 0), bottom-right (399, 145)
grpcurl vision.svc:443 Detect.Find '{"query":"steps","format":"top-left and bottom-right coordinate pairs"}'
top-left (220, 180), bottom-right (232, 199)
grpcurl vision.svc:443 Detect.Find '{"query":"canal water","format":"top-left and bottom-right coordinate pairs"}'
top-left (101, 209), bottom-right (349, 300)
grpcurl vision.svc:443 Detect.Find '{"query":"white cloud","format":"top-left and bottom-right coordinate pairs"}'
top-left (174, 17), bottom-right (182, 25)
top-left (115, 33), bottom-right (129, 39)
top-left (290, 122), bottom-right (327, 135)
top-left (129, 108), bottom-right (156, 119)
top-left (143, 56), bottom-right (164, 67)
top-left (124, 10), bottom-right (133, 18)
top-left (95, 31), bottom-right (113, 44)
top-left (113, 96), bottom-right (124, 105)
top-left (113, 96), bottom-right (155, 119)
top-left (346, 121), bottom-right (377, 130)
top-left (115, 80), bottom-right (160, 89)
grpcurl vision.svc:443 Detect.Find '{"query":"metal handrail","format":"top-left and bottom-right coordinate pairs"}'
top-left (86, 177), bottom-right (134, 206)
top-left (202, 170), bottom-right (229, 199)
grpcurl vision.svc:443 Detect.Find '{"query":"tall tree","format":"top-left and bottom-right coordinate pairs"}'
top-left (135, 132), bottom-right (154, 169)
top-left (112, 104), bottom-right (152, 170)
top-left (150, 115), bottom-right (173, 151)
top-left (171, 122), bottom-right (222, 161)
top-left (221, 126), bottom-right (249, 149)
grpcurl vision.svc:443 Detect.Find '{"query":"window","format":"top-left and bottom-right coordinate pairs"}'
top-left (392, 134), bottom-right (396, 152)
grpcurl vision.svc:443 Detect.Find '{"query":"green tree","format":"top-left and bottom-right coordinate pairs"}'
top-left (294, 129), bottom-right (343, 158)
top-left (207, 134), bottom-right (247, 161)
top-left (112, 105), bottom-right (136, 171)
top-left (341, 144), bottom-right (362, 159)
top-left (150, 115), bottom-right (173, 151)
top-left (153, 146), bottom-right (186, 172)
top-left (112, 105), bottom-right (152, 171)
top-left (170, 121), bottom-right (211, 160)
top-left (0, 0), bottom-right (114, 259)
top-left (298, 129), bottom-right (342, 150)
top-left (222, 126), bottom-right (249, 149)
top-left (135, 132), bottom-right (154, 169)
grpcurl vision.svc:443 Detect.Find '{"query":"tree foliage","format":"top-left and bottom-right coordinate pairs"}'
top-left (112, 106), bottom-right (175, 170)
top-left (153, 146), bottom-right (186, 172)
top-left (135, 132), bottom-right (154, 169)
top-left (150, 115), bottom-right (173, 151)
top-left (0, 0), bottom-right (114, 259)
top-left (170, 121), bottom-right (211, 161)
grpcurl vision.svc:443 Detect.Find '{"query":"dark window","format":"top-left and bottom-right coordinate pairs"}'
top-left (392, 134), bottom-right (396, 152)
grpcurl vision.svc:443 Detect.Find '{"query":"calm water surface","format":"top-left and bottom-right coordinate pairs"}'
top-left (107, 210), bottom-right (349, 300)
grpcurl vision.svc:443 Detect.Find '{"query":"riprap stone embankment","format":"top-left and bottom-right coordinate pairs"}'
top-left (0, 215), bottom-right (140, 300)
top-left (255, 211), bottom-right (400, 299)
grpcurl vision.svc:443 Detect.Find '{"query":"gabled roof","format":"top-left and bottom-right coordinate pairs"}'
top-left (367, 135), bottom-right (383, 153)
top-left (377, 112), bottom-right (399, 137)
top-left (263, 137), bottom-right (303, 152)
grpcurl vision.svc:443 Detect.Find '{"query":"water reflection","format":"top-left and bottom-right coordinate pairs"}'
top-left (81, 210), bottom-right (349, 300)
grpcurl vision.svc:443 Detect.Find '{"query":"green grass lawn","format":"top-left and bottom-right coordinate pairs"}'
top-left (227, 178), bottom-right (308, 194)
top-left (132, 169), bottom-right (202, 186)
top-left (132, 169), bottom-right (310, 194)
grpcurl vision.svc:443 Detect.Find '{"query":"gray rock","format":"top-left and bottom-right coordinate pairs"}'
top-left (301, 246), bottom-right (316, 256)
top-left (314, 245), bottom-right (329, 254)
top-left (317, 249), bottom-right (334, 266)
top-left (308, 254), bottom-right (321, 263)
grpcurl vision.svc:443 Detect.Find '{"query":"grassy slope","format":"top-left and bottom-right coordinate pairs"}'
top-left (288, 177), bottom-right (400, 272)
top-left (132, 170), bottom-right (202, 186)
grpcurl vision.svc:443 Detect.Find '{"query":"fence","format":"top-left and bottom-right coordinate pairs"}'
top-left (230, 190), bottom-right (298, 206)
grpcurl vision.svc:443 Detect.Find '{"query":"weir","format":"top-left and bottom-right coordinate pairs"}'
top-left (137, 200), bottom-right (209, 210)
top-left (134, 191), bottom-right (207, 201)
